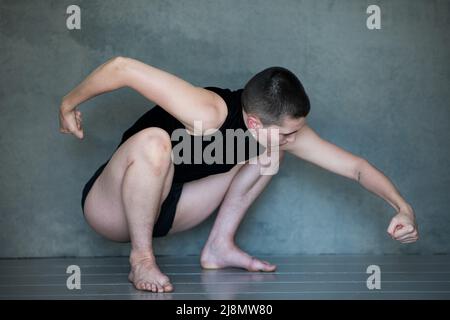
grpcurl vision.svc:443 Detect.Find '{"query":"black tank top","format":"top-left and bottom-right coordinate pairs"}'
top-left (117, 86), bottom-right (265, 183)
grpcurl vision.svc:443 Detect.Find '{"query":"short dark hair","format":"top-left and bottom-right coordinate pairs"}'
top-left (241, 66), bottom-right (310, 125)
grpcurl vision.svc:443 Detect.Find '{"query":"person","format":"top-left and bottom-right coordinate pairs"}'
top-left (59, 57), bottom-right (419, 293)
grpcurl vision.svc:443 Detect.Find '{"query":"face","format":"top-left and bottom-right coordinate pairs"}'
top-left (245, 113), bottom-right (307, 148)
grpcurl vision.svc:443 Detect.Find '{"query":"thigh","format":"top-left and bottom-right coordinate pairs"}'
top-left (168, 163), bottom-right (245, 234)
top-left (83, 127), bottom-right (174, 242)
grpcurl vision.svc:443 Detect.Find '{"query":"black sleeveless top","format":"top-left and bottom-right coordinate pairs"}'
top-left (117, 86), bottom-right (265, 183)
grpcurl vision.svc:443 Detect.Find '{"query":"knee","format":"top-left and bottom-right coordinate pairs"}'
top-left (130, 128), bottom-right (173, 171)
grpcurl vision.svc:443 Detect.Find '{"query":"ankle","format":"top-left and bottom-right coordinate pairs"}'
top-left (129, 249), bottom-right (155, 265)
top-left (205, 236), bottom-right (235, 251)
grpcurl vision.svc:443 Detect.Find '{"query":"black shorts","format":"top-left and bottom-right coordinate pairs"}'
top-left (80, 161), bottom-right (183, 238)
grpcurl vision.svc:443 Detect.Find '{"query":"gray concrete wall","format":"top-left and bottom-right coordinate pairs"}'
top-left (1, 0), bottom-right (449, 257)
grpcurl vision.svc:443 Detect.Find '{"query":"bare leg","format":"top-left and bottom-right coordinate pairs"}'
top-left (84, 127), bottom-right (175, 292)
top-left (200, 151), bottom-right (285, 272)
top-left (124, 132), bottom-right (175, 293)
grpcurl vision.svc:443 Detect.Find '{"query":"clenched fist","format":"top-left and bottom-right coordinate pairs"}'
top-left (387, 208), bottom-right (419, 243)
top-left (59, 103), bottom-right (84, 139)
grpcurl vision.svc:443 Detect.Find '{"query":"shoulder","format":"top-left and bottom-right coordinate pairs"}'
top-left (202, 86), bottom-right (231, 129)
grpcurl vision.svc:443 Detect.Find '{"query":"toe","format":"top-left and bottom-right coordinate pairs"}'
top-left (248, 258), bottom-right (263, 272)
top-left (262, 261), bottom-right (277, 271)
top-left (163, 282), bottom-right (173, 292)
top-left (158, 276), bottom-right (172, 292)
top-left (249, 258), bottom-right (276, 272)
top-left (137, 281), bottom-right (146, 291)
top-left (265, 265), bottom-right (276, 272)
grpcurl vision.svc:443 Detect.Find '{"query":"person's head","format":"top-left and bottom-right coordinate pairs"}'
top-left (242, 66), bottom-right (310, 147)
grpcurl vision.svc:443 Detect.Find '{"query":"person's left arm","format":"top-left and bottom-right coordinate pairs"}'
top-left (284, 124), bottom-right (419, 243)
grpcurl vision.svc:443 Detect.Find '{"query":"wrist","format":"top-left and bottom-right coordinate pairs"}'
top-left (60, 97), bottom-right (74, 112)
top-left (397, 203), bottom-right (414, 217)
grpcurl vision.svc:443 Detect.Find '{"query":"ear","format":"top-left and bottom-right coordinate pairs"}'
top-left (247, 114), bottom-right (263, 130)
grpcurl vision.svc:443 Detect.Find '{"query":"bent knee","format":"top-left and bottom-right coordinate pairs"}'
top-left (135, 127), bottom-right (171, 145)
top-left (128, 128), bottom-right (173, 169)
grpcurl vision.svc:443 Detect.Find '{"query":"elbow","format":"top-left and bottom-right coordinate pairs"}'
top-left (109, 56), bottom-right (129, 73)
top-left (354, 158), bottom-right (369, 182)
top-left (105, 56), bottom-right (130, 86)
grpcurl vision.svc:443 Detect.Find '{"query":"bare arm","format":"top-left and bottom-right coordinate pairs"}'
top-left (285, 124), bottom-right (419, 243)
top-left (60, 56), bottom-right (226, 138)
top-left (284, 124), bottom-right (364, 180)
top-left (355, 159), bottom-right (418, 242)
top-left (355, 160), bottom-right (410, 214)
top-left (61, 57), bottom-right (128, 109)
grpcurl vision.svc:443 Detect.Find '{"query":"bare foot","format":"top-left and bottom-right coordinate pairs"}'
top-left (200, 240), bottom-right (276, 272)
top-left (128, 252), bottom-right (173, 293)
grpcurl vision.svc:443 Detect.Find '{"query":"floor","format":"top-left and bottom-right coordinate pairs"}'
top-left (1, 255), bottom-right (449, 300)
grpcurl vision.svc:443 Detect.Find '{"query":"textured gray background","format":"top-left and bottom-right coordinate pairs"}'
top-left (1, 0), bottom-right (449, 258)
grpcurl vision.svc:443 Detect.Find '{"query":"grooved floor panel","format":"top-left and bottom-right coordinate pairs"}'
top-left (1, 255), bottom-right (449, 300)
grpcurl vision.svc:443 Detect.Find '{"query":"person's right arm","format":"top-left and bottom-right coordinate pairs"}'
top-left (59, 56), bottom-right (226, 139)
